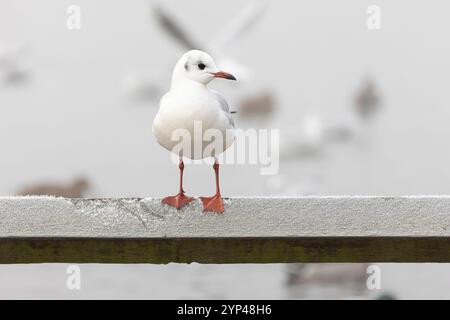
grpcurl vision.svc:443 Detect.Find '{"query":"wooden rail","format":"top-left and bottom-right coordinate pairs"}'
top-left (1, 196), bottom-right (450, 263)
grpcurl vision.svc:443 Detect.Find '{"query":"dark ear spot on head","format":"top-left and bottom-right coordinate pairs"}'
top-left (184, 62), bottom-right (189, 71)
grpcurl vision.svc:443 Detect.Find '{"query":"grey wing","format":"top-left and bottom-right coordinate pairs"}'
top-left (212, 90), bottom-right (235, 128)
top-left (151, 3), bottom-right (202, 50)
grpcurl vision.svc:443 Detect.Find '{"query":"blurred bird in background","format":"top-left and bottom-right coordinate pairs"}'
top-left (280, 75), bottom-right (383, 161)
top-left (286, 264), bottom-right (369, 299)
top-left (121, 0), bottom-right (275, 118)
top-left (17, 177), bottom-right (91, 198)
top-left (0, 43), bottom-right (32, 85)
top-left (239, 92), bottom-right (276, 119)
top-left (286, 263), bottom-right (396, 300)
top-left (152, 0), bottom-right (265, 80)
top-left (354, 76), bottom-right (382, 120)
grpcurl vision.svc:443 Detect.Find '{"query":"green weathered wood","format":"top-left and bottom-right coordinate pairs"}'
top-left (1, 237), bottom-right (450, 264)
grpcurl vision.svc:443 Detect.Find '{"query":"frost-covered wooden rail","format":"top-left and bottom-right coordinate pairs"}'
top-left (1, 196), bottom-right (450, 263)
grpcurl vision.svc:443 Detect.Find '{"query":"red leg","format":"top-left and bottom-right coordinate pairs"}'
top-left (200, 159), bottom-right (225, 213)
top-left (162, 159), bottom-right (194, 209)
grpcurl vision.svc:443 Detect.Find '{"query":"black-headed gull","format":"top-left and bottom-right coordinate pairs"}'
top-left (153, 50), bottom-right (236, 213)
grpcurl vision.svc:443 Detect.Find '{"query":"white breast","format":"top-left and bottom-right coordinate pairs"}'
top-left (152, 88), bottom-right (235, 159)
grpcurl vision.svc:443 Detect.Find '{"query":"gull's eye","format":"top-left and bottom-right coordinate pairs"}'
top-left (198, 63), bottom-right (206, 70)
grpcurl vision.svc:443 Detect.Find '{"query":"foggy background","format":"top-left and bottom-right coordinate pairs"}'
top-left (1, 0), bottom-right (450, 299)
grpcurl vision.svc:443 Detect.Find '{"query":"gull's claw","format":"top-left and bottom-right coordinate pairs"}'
top-left (162, 193), bottom-right (194, 209)
top-left (200, 194), bottom-right (224, 213)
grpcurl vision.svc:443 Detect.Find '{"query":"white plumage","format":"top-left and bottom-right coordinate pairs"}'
top-left (153, 50), bottom-right (235, 160)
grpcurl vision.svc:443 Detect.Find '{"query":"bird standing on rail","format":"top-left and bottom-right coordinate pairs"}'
top-left (153, 50), bottom-right (236, 213)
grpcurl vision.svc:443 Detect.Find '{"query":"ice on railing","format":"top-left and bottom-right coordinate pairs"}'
top-left (1, 196), bottom-right (450, 238)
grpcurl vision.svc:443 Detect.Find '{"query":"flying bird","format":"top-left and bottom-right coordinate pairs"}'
top-left (123, 1), bottom-right (267, 103)
top-left (151, 0), bottom-right (265, 79)
top-left (153, 50), bottom-right (236, 213)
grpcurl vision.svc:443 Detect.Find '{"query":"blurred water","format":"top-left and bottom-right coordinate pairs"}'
top-left (1, 0), bottom-right (450, 299)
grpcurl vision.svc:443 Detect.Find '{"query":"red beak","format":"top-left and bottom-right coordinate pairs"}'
top-left (212, 71), bottom-right (237, 81)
